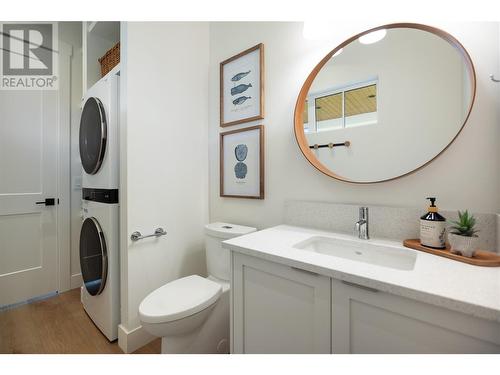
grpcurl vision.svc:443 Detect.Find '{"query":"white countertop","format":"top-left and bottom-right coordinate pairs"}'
top-left (223, 225), bottom-right (500, 323)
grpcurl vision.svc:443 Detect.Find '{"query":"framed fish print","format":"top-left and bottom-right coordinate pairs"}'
top-left (220, 125), bottom-right (264, 199)
top-left (220, 43), bottom-right (264, 127)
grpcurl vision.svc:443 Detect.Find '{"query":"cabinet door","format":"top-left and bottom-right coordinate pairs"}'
top-left (332, 279), bottom-right (500, 354)
top-left (231, 253), bottom-right (331, 353)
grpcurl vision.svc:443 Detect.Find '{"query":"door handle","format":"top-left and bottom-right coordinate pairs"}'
top-left (35, 198), bottom-right (56, 206)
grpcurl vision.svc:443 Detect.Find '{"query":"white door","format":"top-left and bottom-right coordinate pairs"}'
top-left (0, 89), bottom-right (59, 307)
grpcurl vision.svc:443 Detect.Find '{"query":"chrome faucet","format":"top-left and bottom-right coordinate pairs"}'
top-left (354, 207), bottom-right (369, 240)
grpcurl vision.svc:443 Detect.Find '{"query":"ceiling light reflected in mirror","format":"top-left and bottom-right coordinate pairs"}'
top-left (332, 48), bottom-right (343, 57)
top-left (359, 29), bottom-right (387, 44)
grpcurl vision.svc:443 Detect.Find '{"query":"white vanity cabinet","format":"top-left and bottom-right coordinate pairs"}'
top-left (331, 279), bottom-right (500, 354)
top-left (231, 253), bottom-right (331, 353)
top-left (231, 252), bottom-right (500, 354)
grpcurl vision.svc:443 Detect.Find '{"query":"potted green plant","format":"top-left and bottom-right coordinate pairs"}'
top-left (448, 210), bottom-right (479, 257)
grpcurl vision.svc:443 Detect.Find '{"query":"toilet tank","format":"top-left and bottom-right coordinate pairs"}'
top-left (205, 222), bottom-right (256, 281)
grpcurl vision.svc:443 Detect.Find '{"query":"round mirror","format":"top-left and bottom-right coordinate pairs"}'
top-left (294, 23), bottom-right (476, 183)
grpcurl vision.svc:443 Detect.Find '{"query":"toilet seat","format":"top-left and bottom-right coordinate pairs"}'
top-left (139, 275), bottom-right (222, 324)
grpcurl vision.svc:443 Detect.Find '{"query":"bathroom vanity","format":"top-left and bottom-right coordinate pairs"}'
top-left (224, 225), bottom-right (500, 354)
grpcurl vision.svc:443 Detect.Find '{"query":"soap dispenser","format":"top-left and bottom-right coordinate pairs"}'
top-left (420, 197), bottom-right (446, 249)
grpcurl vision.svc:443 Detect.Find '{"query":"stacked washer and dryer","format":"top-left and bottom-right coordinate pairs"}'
top-left (78, 69), bottom-right (120, 341)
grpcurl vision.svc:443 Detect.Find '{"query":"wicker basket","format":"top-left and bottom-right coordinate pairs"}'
top-left (98, 42), bottom-right (120, 77)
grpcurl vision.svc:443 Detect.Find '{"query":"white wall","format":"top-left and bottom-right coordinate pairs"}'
top-left (208, 22), bottom-right (500, 231)
top-left (58, 22), bottom-right (83, 289)
top-left (119, 22), bottom-right (209, 352)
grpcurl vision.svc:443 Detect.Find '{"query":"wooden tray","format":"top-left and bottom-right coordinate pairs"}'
top-left (403, 239), bottom-right (500, 267)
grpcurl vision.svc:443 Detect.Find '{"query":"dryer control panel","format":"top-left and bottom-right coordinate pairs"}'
top-left (82, 188), bottom-right (118, 204)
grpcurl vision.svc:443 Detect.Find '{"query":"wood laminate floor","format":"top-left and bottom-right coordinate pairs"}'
top-left (0, 288), bottom-right (161, 354)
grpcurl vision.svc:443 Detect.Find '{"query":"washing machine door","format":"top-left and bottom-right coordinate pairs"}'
top-left (79, 217), bottom-right (108, 296)
top-left (79, 97), bottom-right (107, 175)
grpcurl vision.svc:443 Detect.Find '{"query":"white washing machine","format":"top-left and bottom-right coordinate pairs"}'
top-left (79, 68), bottom-right (119, 190)
top-left (80, 199), bottom-right (120, 341)
top-left (79, 68), bottom-right (120, 341)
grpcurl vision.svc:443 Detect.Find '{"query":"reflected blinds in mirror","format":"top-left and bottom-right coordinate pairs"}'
top-left (315, 93), bottom-right (342, 121)
top-left (345, 85), bottom-right (376, 116)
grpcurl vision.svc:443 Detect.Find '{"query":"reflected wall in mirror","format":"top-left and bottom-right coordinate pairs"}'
top-left (294, 23), bottom-right (476, 183)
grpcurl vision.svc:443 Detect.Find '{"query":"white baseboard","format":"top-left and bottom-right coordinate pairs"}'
top-left (70, 273), bottom-right (83, 289)
top-left (118, 323), bottom-right (155, 353)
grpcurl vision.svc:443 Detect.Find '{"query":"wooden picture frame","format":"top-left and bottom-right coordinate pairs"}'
top-left (220, 125), bottom-right (264, 199)
top-left (220, 43), bottom-right (264, 127)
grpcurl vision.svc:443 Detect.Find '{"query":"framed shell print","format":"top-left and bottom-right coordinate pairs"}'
top-left (220, 125), bottom-right (264, 199)
top-left (220, 43), bottom-right (264, 127)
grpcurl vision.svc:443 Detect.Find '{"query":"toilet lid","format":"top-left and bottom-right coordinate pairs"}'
top-left (139, 275), bottom-right (222, 323)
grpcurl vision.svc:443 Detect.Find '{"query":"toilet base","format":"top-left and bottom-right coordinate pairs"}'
top-left (161, 330), bottom-right (200, 353)
top-left (160, 289), bottom-right (230, 354)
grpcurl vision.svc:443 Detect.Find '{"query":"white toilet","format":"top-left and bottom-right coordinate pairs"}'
top-left (138, 222), bottom-right (256, 353)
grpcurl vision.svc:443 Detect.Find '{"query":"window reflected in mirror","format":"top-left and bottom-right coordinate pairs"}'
top-left (303, 99), bottom-right (310, 132)
top-left (304, 82), bottom-right (377, 133)
top-left (315, 92), bottom-right (342, 131)
top-left (345, 84), bottom-right (377, 127)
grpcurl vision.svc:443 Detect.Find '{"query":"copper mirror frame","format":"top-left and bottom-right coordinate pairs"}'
top-left (294, 23), bottom-right (477, 184)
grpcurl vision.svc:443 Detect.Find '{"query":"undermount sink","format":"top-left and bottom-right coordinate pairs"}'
top-left (293, 236), bottom-right (417, 271)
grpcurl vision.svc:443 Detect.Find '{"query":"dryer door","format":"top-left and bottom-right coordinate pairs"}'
top-left (79, 97), bottom-right (107, 175)
top-left (79, 217), bottom-right (108, 296)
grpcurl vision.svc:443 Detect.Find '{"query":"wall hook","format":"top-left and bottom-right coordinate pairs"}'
top-left (309, 141), bottom-right (351, 150)
top-left (490, 74), bottom-right (500, 83)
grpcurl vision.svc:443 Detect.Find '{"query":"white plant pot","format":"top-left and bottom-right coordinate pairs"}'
top-left (448, 233), bottom-right (479, 258)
